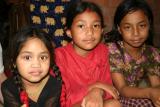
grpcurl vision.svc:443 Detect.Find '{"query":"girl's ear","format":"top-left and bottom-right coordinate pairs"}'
top-left (66, 29), bottom-right (72, 38)
top-left (118, 26), bottom-right (122, 34)
top-left (101, 28), bottom-right (104, 34)
top-left (13, 63), bottom-right (16, 68)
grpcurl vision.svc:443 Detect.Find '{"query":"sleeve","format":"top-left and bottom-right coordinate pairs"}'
top-left (1, 80), bottom-right (21, 107)
top-left (146, 47), bottom-right (160, 77)
top-left (107, 43), bottom-right (124, 73)
top-left (104, 60), bottom-right (113, 99)
top-left (60, 83), bottom-right (88, 107)
top-left (68, 87), bottom-right (88, 106)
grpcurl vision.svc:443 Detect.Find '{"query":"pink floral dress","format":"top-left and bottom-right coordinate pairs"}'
top-left (107, 41), bottom-right (160, 107)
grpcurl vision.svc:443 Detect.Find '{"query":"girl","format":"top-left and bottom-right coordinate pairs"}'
top-left (55, 1), bottom-right (121, 107)
top-left (105, 0), bottom-right (160, 106)
top-left (1, 26), bottom-right (62, 107)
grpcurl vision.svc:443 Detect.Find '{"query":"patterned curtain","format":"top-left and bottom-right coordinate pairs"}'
top-left (30, 0), bottom-right (79, 47)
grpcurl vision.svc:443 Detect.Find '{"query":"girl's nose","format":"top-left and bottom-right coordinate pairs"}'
top-left (31, 59), bottom-right (41, 68)
top-left (133, 27), bottom-right (139, 36)
top-left (86, 27), bottom-right (94, 37)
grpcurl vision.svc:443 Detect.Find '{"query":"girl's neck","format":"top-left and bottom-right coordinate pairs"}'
top-left (72, 44), bottom-right (90, 57)
top-left (122, 42), bottom-right (142, 60)
top-left (23, 75), bottom-right (49, 102)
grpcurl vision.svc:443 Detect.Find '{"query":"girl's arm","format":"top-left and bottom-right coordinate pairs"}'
top-left (21, 104), bottom-right (27, 107)
top-left (112, 72), bottom-right (160, 107)
top-left (88, 82), bottom-right (119, 99)
top-left (148, 75), bottom-right (160, 106)
top-left (72, 87), bottom-right (104, 107)
top-left (81, 88), bottom-right (104, 107)
top-left (0, 73), bottom-right (7, 104)
top-left (73, 82), bottom-right (119, 107)
top-left (111, 72), bottom-right (153, 98)
top-left (149, 75), bottom-right (160, 87)
top-left (80, 82), bottom-right (119, 107)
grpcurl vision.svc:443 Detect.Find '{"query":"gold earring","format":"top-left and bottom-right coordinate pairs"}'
top-left (13, 64), bottom-right (16, 68)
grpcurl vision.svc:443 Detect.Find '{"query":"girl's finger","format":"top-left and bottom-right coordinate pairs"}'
top-left (21, 104), bottom-right (27, 107)
top-left (81, 98), bottom-right (86, 107)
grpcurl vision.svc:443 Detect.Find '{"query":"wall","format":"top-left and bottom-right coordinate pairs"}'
top-left (84, 0), bottom-right (160, 47)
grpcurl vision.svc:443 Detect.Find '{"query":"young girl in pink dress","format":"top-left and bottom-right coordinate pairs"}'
top-left (105, 0), bottom-right (160, 106)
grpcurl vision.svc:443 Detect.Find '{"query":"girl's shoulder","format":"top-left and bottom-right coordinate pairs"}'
top-left (2, 77), bottom-right (14, 88)
top-left (144, 45), bottom-right (160, 58)
top-left (55, 43), bottom-right (71, 59)
top-left (55, 43), bottom-right (71, 53)
top-left (106, 42), bottom-right (118, 49)
top-left (105, 42), bottom-right (121, 55)
top-left (144, 45), bottom-right (160, 76)
top-left (145, 45), bottom-right (160, 52)
top-left (105, 42), bottom-right (116, 46)
top-left (2, 77), bottom-right (16, 89)
top-left (96, 43), bottom-right (108, 50)
top-left (1, 77), bottom-right (19, 97)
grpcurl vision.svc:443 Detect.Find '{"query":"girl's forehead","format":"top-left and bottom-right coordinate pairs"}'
top-left (20, 38), bottom-right (46, 51)
top-left (74, 10), bottom-right (101, 21)
top-left (121, 10), bottom-right (148, 23)
top-left (23, 37), bottom-right (40, 46)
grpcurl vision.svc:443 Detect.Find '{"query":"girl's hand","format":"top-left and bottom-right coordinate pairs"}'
top-left (81, 88), bottom-right (103, 107)
top-left (149, 88), bottom-right (160, 107)
top-left (99, 84), bottom-right (119, 99)
top-left (88, 82), bottom-right (119, 99)
top-left (21, 104), bottom-right (27, 107)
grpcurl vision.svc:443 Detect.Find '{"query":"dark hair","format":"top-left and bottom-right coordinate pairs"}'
top-left (0, 0), bottom-right (10, 50)
top-left (105, 0), bottom-right (154, 45)
top-left (65, 1), bottom-right (104, 29)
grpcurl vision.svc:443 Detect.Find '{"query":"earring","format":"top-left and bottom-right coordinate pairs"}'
top-left (13, 64), bottom-right (16, 69)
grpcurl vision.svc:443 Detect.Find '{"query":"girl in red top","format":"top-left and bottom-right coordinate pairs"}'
top-left (55, 1), bottom-right (121, 107)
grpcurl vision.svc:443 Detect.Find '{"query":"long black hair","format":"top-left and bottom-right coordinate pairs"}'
top-left (105, 0), bottom-right (154, 45)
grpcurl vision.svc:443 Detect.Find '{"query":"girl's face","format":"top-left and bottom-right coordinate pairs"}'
top-left (118, 9), bottom-right (149, 49)
top-left (16, 37), bottom-right (50, 84)
top-left (67, 10), bottom-right (103, 56)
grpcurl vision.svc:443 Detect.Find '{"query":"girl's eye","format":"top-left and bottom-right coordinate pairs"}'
top-left (139, 24), bottom-right (147, 28)
top-left (77, 24), bottom-right (85, 29)
top-left (124, 26), bottom-right (131, 30)
top-left (23, 55), bottom-right (31, 60)
top-left (40, 56), bottom-right (48, 61)
top-left (93, 24), bottom-right (101, 29)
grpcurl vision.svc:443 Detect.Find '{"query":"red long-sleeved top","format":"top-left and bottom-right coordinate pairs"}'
top-left (55, 43), bottom-right (112, 107)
